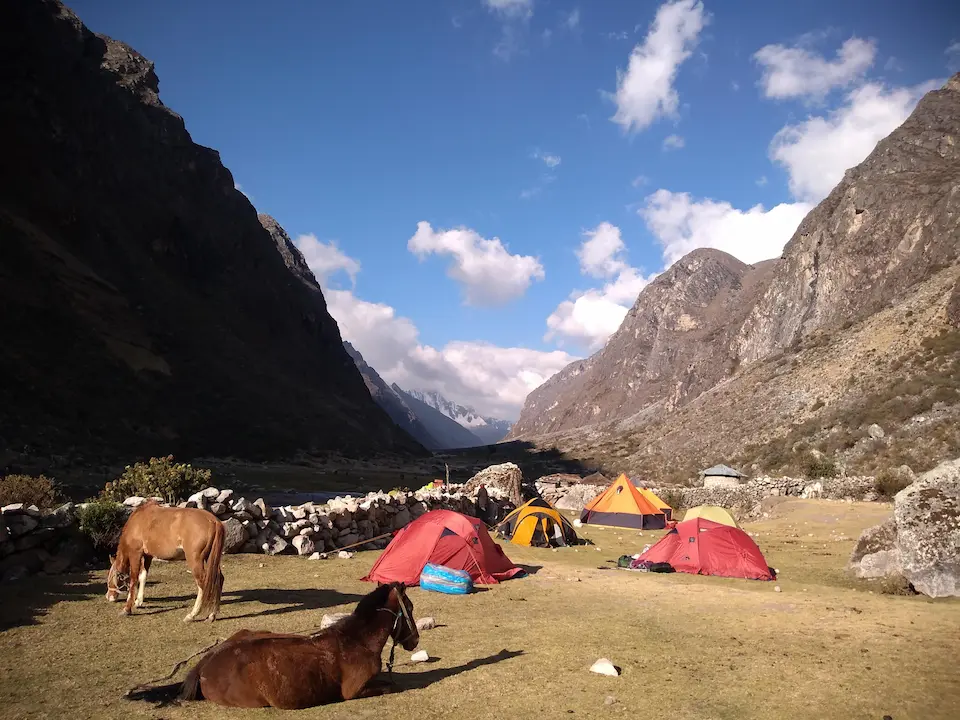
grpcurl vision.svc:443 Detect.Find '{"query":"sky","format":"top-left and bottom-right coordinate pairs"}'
top-left (69, 0), bottom-right (959, 420)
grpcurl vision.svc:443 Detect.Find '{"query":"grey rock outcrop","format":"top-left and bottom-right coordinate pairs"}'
top-left (893, 458), bottom-right (960, 597)
top-left (462, 462), bottom-right (523, 506)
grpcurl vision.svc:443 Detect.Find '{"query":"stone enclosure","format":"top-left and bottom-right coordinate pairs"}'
top-left (0, 464), bottom-right (519, 583)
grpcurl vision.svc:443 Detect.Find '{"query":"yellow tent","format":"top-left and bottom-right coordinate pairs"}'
top-left (637, 487), bottom-right (674, 521)
top-left (682, 505), bottom-right (739, 528)
top-left (497, 497), bottom-right (580, 547)
top-left (580, 473), bottom-right (669, 529)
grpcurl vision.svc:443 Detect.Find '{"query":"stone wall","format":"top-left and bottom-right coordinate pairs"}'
top-left (0, 485), bottom-right (514, 582)
top-left (538, 475), bottom-right (880, 519)
top-left (0, 503), bottom-right (94, 582)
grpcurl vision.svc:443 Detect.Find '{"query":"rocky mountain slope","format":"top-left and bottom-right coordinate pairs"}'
top-left (0, 0), bottom-right (424, 468)
top-left (510, 74), bottom-right (960, 483)
top-left (405, 389), bottom-right (513, 444)
top-left (341, 342), bottom-right (440, 450)
top-left (392, 387), bottom-right (489, 449)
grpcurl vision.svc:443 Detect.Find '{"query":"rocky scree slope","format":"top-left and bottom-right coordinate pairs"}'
top-left (510, 75), bottom-right (960, 482)
top-left (0, 0), bottom-right (423, 466)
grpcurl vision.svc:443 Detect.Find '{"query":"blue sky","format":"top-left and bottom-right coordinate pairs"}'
top-left (69, 0), bottom-right (958, 419)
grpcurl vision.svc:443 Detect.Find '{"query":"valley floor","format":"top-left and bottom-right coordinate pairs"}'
top-left (0, 500), bottom-right (957, 720)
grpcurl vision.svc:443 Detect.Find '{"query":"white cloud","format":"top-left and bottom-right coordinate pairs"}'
top-left (632, 174), bottom-right (650, 188)
top-left (484, 0), bottom-right (533, 18)
top-left (662, 134), bottom-right (685, 150)
top-left (731, 80), bottom-right (740, 91)
top-left (947, 42), bottom-right (960, 72)
top-left (753, 36), bottom-right (876, 101)
top-left (235, 183), bottom-right (253, 203)
top-left (407, 221), bottom-right (545, 306)
top-left (545, 223), bottom-right (656, 349)
top-left (640, 189), bottom-right (812, 266)
top-left (607, 31), bottom-right (629, 41)
top-left (883, 56), bottom-right (903, 72)
top-left (610, 0), bottom-right (708, 133)
top-left (564, 8), bottom-right (580, 30)
top-left (294, 233), bottom-right (361, 289)
top-left (532, 149), bottom-right (562, 167)
top-left (484, 0), bottom-right (533, 60)
top-left (770, 80), bottom-right (937, 202)
top-left (295, 234), bottom-right (575, 420)
top-left (756, 175), bottom-right (768, 187)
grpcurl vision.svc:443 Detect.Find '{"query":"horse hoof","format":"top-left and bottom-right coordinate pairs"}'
top-left (182, 615), bottom-right (196, 623)
top-left (120, 608), bottom-right (132, 616)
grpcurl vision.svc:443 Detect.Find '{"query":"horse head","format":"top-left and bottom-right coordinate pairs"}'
top-left (387, 582), bottom-right (419, 651)
top-left (105, 554), bottom-right (129, 602)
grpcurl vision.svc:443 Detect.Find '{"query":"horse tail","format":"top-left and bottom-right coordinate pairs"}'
top-left (178, 662), bottom-right (204, 701)
top-left (199, 517), bottom-right (225, 617)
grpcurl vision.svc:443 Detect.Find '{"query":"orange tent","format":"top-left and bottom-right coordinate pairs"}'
top-left (580, 473), bottom-right (668, 529)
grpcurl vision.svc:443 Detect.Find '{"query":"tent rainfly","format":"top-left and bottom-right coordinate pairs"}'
top-left (498, 497), bottom-right (580, 547)
top-left (683, 504), bottom-right (739, 528)
top-left (362, 509), bottom-right (523, 586)
top-left (579, 473), bottom-right (671, 529)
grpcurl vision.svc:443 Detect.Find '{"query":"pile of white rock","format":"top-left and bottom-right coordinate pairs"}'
top-left (130, 482), bottom-right (513, 557)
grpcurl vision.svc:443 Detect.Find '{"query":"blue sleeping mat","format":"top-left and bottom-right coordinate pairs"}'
top-left (420, 563), bottom-right (473, 594)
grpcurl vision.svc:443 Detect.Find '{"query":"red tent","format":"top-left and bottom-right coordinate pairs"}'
top-left (362, 509), bottom-right (524, 586)
top-left (639, 517), bottom-right (775, 580)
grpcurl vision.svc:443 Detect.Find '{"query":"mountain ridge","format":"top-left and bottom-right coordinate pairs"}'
top-left (0, 0), bottom-right (423, 466)
top-left (404, 389), bottom-right (513, 445)
top-left (508, 74), bottom-right (960, 482)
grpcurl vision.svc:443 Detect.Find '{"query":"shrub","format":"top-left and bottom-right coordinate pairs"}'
top-left (803, 455), bottom-right (838, 479)
top-left (0, 474), bottom-right (61, 508)
top-left (100, 455), bottom-right (211, 504)
top-left (77, 499), bottom-right (128, 553)
top-left (874, 468), bottom-right (912, 499)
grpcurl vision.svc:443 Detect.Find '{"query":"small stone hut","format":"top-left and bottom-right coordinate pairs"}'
top-left (700, 464), bottom-right (746, 489)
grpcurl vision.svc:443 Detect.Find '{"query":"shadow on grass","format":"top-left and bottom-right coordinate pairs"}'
top-left (390, 649), bottom-right (524, 692)
top-left (516, 564), bottom-right (543, 576)
top-left (0, 571), bottom-right (99, 630)
top-left (134, 587), bottom-right (365, 620)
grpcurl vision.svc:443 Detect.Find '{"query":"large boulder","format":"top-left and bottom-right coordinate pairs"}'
top-left (848, 518), bottom-right (900, 579)
top-left (553, 484), bottom-right (603, 512)
top-left (462, 462), bottom-right (523, 506)
top-left (893, 459), bottom-right (960, 598)
top-left (222, 518), bottom-right (249, 554)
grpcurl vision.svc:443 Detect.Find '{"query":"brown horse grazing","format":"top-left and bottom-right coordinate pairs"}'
top-left (106, 500), bottom-right (225, 622)
top-left (126, 582), bottom-right (419, 709)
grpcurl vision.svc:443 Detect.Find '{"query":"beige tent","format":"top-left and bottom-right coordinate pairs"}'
top-left (682, 505), bottom-right (739, 528)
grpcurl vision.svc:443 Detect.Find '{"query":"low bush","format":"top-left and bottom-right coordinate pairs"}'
top-left (803, 455), bottom-right (839, 479)
top-left (0, 474), bottom-right (61, 508)
top-left (874, 468), bottom-right (912, 499)
top-left (100, 455), bottom-right (211, 504)
top-left (77, 499), bottom-right (128, 553)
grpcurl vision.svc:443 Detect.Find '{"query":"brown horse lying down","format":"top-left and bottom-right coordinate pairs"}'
top-left (127, 582), bottom-right (419, 709)
top-left (106, 500), bottom-right (225, 622)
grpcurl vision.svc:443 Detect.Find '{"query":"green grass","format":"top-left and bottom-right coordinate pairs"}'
top-left (1, 500), bottom-right (958, 719)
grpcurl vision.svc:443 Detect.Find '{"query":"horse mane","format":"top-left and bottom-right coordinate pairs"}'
top-left (352, 583), bottom-right (397, 619)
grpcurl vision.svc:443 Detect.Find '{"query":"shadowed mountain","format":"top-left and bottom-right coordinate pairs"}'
top-left (0, 0), bottom-right (424, 467)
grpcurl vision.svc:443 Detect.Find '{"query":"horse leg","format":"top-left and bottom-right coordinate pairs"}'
top-left (340, 659), bottom-right (388, 701)
top-left (135, 556), bottom-right (152, 608)
top-left (183, 553), bottom-right (204, 622)
top-left (122, 552), bottom-right (143, 616)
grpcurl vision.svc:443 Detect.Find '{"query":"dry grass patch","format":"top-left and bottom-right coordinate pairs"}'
top-left (0, 500), bottom-right (958, 720)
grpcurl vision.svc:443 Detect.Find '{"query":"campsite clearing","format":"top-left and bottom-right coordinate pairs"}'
top-left (0, 499), bottom-right (957, 719)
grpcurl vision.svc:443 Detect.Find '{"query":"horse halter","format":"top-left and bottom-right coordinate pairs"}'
top-left (379, 588), bottom-right (416, 674)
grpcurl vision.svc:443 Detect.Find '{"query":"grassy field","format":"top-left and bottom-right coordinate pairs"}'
top-left (1, 499), bottom-right (958, 720)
